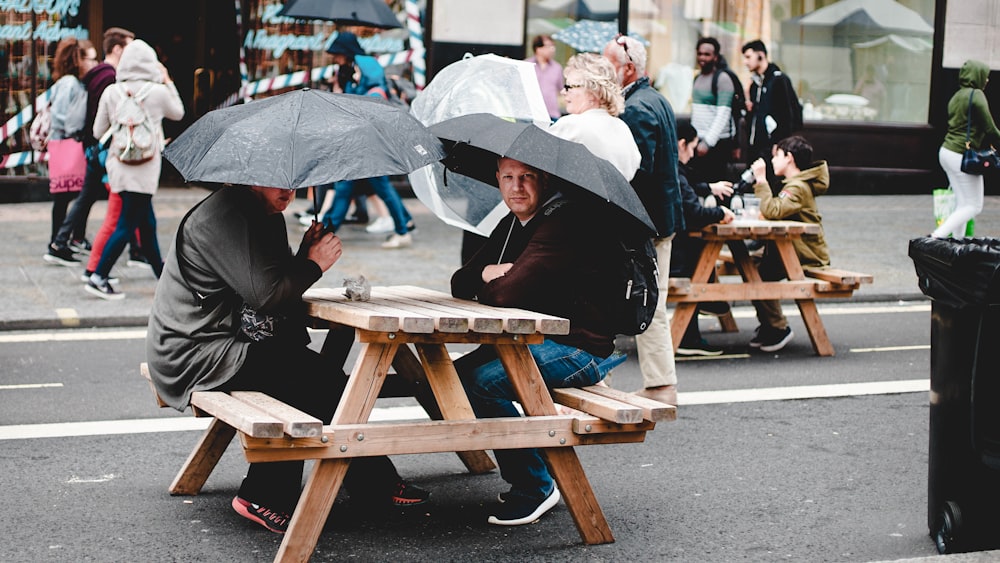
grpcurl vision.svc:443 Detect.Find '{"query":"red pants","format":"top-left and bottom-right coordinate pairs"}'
top-left (87, 185), bottom-right (119, 273)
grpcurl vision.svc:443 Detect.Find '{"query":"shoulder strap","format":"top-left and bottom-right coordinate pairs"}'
top-left (966, 90), bottom-right (975, 148)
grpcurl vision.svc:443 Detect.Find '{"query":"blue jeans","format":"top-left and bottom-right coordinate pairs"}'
top-left (456, 340), bottom-right (625, 500)
top-left (321, 176), bottom-right (411, 235)
top-left (95, 192), bottom-right (163, 279)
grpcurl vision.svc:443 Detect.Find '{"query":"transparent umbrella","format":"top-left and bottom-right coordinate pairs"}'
top-left (408, 54), bottom-right (552, 236)
top-left (552, 19), bottom-right (648, 53)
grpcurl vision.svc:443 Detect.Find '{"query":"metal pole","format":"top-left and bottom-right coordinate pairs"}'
top-left (618, 0), bottom-right (628, 36)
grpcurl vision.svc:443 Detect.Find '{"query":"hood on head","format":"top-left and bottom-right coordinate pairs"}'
top-left (116, 39), bottom-right (162, 83)
top-left (791, 160), bottom-right (830, 197)
top-left (959, 59), bottom-right (990, 90)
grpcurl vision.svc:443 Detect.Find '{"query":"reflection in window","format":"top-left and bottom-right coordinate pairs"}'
top-left (527, 0), bottom-right (935, 124)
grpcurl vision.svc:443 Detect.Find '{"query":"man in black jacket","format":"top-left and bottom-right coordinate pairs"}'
top-left (742, 39), bottom-right (802, 189)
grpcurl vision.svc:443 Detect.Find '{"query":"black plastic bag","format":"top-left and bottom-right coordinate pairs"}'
top-left (909, 237), bottom-right (1000, 308)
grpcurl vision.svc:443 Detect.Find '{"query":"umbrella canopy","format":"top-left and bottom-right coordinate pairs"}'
top-left (277, 0), bottom-right (401, 29)
top-left (552, 19), bottom-right (648, 53)
top-left (163, 88), bottom-right (444, 190)
top-left (408, 54), bottom-right (552, 236)
top-left (429, 113), bottom-right (656, 236)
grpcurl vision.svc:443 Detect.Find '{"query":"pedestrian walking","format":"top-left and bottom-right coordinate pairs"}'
top-left (526, 34), bottom-right (564, 121)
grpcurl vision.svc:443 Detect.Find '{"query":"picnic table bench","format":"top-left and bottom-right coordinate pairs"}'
top-left (667, 220), bottom-right (872, 356)
top-left (142, 285), bottom-right (674, 562)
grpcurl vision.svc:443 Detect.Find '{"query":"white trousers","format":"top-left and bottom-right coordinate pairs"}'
top-left (933, 147), bottom-right (983, 238)
top-left (634, 234), bottom-right (678, 388)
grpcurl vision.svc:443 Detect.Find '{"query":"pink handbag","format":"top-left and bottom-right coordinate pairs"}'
top-left (47, 138), bottom-right (86, 194)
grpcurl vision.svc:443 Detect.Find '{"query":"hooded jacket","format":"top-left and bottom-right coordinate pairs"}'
top-left (748, 62), bottom-right (799, 149)
top-left (93, 39), bottom-right (184, 195)
top-left (941, 59), bottom-right (1000, 155)
top-left (754, 160), bottom-right (830, 269)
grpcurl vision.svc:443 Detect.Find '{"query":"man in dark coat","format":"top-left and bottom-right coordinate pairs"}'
top-left (603, 34), bottom-right (684, 406)
top-left (451, 157), bottom-right (624, 527)
top-left (742, 39), bottom-right (802, 188)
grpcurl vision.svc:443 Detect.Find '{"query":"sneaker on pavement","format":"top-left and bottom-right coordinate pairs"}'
top-left (343, 213), bottom-right (369, 224)
top-left (632, 385), bottom-right (677, 405)
top-left (43, 244), bottom-right (81, 266)
top-left (406, 220), bottom-right (417, 234)
top-left (758, 326), bottom-right (794, 353)
top-left (127, 256), bottom-right (153, 269)
top-left (488, 486), bottom-right (560, 526)
top-left (84, 276), bottom-right (124, 301)
top-left (698, 301), bottom-right (731, 317)
top-left (390, 480), bottom-right (429, 507)
top-left (69, 238), bottom-right (92, 254)
top-left (749, 325), bottom-right (764, 348)
top-left (231, 496), bottom-right (289, 534)
top-left (365, 215), bottom-right (394, 234)
top-left (381, 233), bottom-right (412, 249)
top-left (676, 339), bottom-right (724, 357)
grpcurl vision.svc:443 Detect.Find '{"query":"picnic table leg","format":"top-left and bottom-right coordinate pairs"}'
top-left (495, 344), bottom-right (616, 545)
top-left (412, 343), bottom-right (496, 473)
top-left (275, 459), bottom-right (350, 563)
top-left (773, 240), bottom-right (835, 357)
top-left (671, 240), bottom-right (726, 348)
top-left (168, 418), bottom-right (236, 495)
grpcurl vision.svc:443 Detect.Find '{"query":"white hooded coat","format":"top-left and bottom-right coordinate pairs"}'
top-left (93, 39), bottom-right (184, 195)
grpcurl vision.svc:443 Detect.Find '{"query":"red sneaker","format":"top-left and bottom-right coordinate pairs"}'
top-left (232, 496), bottom-right (290, 534)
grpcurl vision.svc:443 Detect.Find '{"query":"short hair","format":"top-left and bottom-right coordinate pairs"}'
top-left (604, 35), bottom-right (647, 73)
top-left (565, 53), bottom-right (625, 116)
top-left (741, 39), bottom-right (767, 56)
top-left (103, 26), bottom-right (135, 56)
top-left (52, 37), bottom-right (81, 80)
top-left (696, 37), bottom-right (720, 57)
top-left (775, 135), bottom-right (813, 169)
top-left (531, 35), bottom-right (552, 51)
top-left (677, 122), bottom-right (698, 145)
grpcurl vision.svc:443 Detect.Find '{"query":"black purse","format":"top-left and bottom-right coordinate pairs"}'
top-left (960, 90), bottom-right (1000, 175)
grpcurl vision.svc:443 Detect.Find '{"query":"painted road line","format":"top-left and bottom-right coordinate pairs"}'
top-left (0, 329), bottom-right (146, 343)
top-left (0, 381), bottom-right (928, 441)
top-left (0, 383), bottom-right (63, 390)
top-left (851, 344), bottom-right (930, 353)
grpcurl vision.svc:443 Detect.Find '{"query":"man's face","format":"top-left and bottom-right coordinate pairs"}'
top-left (250, 186), bottom-right (296, 215)
top-left (743, 49), bottom-right (766, 74)
top-left (496, 158), bottom-right (547, 221)
top-left (602, 44), bottom-right (629, 87)
top-left (696, 43), bottom-right (718, 73)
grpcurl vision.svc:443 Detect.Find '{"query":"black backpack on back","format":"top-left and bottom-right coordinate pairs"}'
top-left (613, 233), bottom-right (659, 336)
top-left (711, 63), bottom-right (746, 137)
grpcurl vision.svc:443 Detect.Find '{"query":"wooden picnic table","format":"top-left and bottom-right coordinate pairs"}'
top-left (667, 219), bottom-right (864, 356)
top-left (237, 284), bottom-right (671, 561)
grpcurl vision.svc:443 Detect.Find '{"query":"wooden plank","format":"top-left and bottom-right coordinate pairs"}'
top-left (190, 391), bottom-right (284, 438)
top-left (551, 387), bottom-right (644, 424)
top-left (667, 280), bottom-right (854, 301)
top-left (544, 447), bottom-right (615, 544)
top-left (304, 288), bottom-right (400, 332)
top-left (359, 291), bottom-right (470, 333)
top-left (804, 268), bottom-right (874, 285)
top-left (356, 330), bottom-right (544, 346)
top-left (577, 385), bottom-right (677, 422)
top-left (376, 286), bottom-right (502, 333)
top-left (275, 458), bottom-right (349, 563)
top-left (139, 362), bottom-right (169, 408)
top-left (334, 342), bottom-right (398, 423)
top-left (241, 416), bottom-right (649, 461)
top-left (168, 418), bottom-right (237, 495)
top-left (796, 299), bottom-right (836, 357)
top-left (379, 285), bottom-right (570, 335)
top-left (229, 391), bottom-right (323, 438)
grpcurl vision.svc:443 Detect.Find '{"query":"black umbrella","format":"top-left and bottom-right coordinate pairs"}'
top-left (277, 0), bottom-right (402, 29)
top-left (162, 88), bottom-right (444, 191)
top-left (428, 113), bottom-right (656, 236)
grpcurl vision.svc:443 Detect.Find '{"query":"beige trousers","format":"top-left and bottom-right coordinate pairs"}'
top-left (634, 234), bottom-right (677, 389)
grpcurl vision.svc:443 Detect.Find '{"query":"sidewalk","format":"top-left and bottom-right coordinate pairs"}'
top-left (3, 186), bottom-right (995, 331)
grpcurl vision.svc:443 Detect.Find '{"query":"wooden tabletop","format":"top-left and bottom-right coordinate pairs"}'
top-left (692, 219), bottom-right (821, 239)
top-left (304, 285), bottom-right (570, 336)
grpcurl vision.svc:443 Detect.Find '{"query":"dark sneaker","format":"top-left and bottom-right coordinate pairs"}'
top-left (748, 325), bottom-right (764, 349)
top-left (69, 237), bottom-right (92, 254)
top-left (84, 276), bottom-right (124, 301)
top-left (758, 326), bottom-right (794, 353)
top-left (698, 301), bottom-right (731, 317)
top-left (676, 339), bottom-right (724, 357)
top-left (390, 480), bottom-right (429, 507)
top-left (231, 496), bottom-right (289, 534)
top-left (43, 244), bottom-right (80, 266)
top-left (343, 213), bottom-right (369, 224)
top-left (488, 485), bottom-right (560, 526)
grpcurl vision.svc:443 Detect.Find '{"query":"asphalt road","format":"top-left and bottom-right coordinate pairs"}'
top-left (1, 300), bottom-right (976, 563)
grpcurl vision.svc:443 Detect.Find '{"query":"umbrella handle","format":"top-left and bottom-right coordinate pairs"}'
top-left (310, 186), bottom-right (318, 225)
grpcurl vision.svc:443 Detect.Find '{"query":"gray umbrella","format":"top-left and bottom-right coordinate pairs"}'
top-left (429, 113), bottom-right (656, 236)
top-left (162, 88), bottom-right (444, 190)
top-left (276, 0), bottom-right (401, 29)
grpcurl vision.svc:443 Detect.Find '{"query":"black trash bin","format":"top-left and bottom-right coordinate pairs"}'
top-left (910, 236), bottom-right (1000, 554)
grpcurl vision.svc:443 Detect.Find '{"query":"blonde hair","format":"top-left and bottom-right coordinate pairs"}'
top-left (565, 53), bottom-right (625, 116)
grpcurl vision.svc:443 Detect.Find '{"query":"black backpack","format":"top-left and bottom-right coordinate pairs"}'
top-left (712, 65), bottom-right (746, 136)
top-left (612, 234), bottom-right (659, 336)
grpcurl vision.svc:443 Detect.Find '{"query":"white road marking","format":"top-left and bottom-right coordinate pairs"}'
top-left (0, 381), bottom-right (928, 441)
top-left (0, 383), bottom-right (63, 390)
top-left (850, 344), bottom-right (930, 353)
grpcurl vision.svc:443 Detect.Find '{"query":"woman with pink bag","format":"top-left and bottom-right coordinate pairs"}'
top-left (42, 37), bottom-right (96, 267)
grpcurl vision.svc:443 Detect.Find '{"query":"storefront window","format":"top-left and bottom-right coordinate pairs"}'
top-left (527, 0), bottom-right (935, 124)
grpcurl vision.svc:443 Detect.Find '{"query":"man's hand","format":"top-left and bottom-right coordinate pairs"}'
top-left (709, 181), bottom-right (733, 198)
top-left (718, 206), bottom-right (736, 224)
top-left (300, 222), bottom-right (342, 272)
top-left (482, 263), bottom-right (513, 283)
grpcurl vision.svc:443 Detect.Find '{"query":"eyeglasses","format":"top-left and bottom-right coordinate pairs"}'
top-left (615, 34), bottom-right (634, 64)
top-left (563, 83), bottom-right (584, 92)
